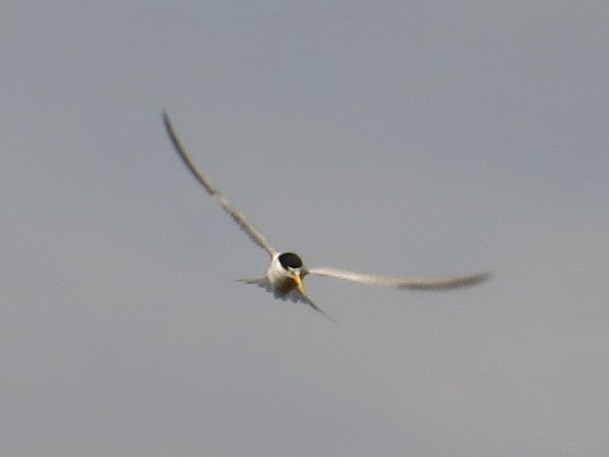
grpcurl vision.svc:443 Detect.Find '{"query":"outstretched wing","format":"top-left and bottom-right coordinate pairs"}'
top-left (306, 267), bottom-right (490, 290)
top-left (163, 110), bottom-right (276, 257)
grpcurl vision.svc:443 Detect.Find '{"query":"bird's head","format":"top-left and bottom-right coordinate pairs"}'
top-left (278, 252), bottom-right (307, 295)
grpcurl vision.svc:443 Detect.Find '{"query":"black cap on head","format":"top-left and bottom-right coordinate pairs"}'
top-left (278, 252), bottom-right (303, 269)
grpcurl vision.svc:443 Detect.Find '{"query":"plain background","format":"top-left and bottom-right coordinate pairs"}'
top-left (3, 1), bottom-right (609, 455)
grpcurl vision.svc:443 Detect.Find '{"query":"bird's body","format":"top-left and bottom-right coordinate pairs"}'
top-left (240, 253), bottom-right (306, 300)
top-left (162, 110), bottom-right (490, 318)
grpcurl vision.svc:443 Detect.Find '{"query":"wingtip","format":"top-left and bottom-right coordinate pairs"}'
top-left (476, 271), bottom-right (493, 282)
top-left (161, 108), bottom-right (172, 126)
top-left (455, 270), bottom-right (493, 289)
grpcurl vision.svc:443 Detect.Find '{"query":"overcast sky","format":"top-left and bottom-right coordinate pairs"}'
top-left (3, 1), bottom-right (609, 456)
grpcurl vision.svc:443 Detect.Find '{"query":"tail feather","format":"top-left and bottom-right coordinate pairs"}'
top-left (238, 277), bottom-right (334, 321)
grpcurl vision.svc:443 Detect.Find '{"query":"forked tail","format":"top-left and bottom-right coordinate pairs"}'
top-left (237, 277), bottom-right (334, 321)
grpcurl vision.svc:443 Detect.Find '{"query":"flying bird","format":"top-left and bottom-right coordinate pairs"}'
top-left (162, 110), bottom-right (490, 318)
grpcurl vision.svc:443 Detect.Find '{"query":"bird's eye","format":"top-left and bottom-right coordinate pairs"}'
top-left (278, 252), bottom-right (303, 269)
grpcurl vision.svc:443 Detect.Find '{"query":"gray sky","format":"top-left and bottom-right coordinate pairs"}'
top-left (3, 1), bottom-right (609, 455)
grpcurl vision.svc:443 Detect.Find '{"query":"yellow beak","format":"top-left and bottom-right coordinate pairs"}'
top-left (292, 273), bottom-right (306, 296)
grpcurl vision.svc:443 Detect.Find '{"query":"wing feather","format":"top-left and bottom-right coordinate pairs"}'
top-left (162, 110), bottom-right (276, 257)
top-left (306, 267), bottom-right (490, 290)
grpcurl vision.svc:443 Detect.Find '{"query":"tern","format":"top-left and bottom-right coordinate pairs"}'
top-left (162, 110), bottom-right (490, 318)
